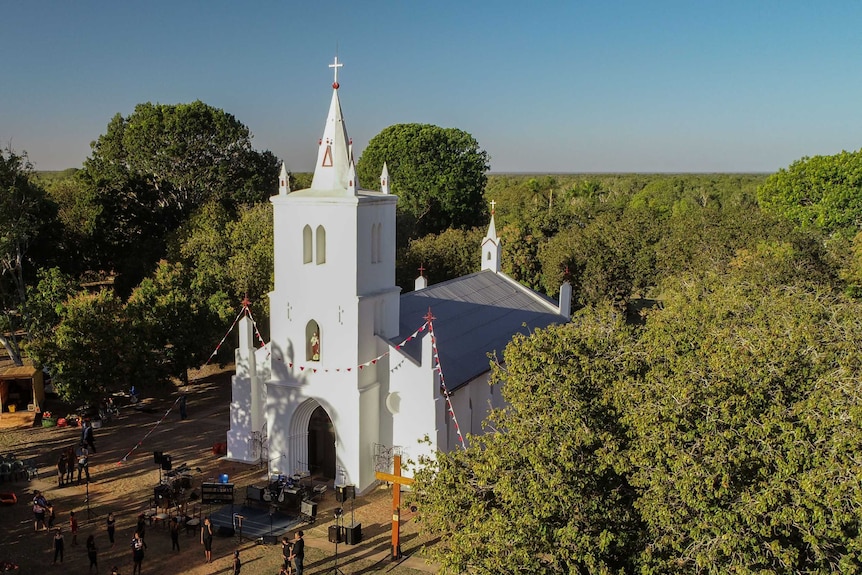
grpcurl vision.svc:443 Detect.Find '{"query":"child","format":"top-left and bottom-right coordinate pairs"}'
top-left (233, 550), bottom-right (241, 575)
top-left (86, 534), bottom-right (98, 573)
top-left (69, 510), bottom-right (79, 545)
top-left (169, 517), bottom-right (180, 551)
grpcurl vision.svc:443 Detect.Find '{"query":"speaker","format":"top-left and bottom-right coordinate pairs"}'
top-left (301, 499), bottom-right (317, 519)
top-left (161, 455), bottom-right (172, 471)
top-left (328, 525), bottom-right (342, 543)
top-left (336, 484), bottom-right (355, 502)
top-left (261, 534), bottom-right (279, 545)
top-left (246, 485), bottom-right (265, 502)
top-left (217, 525), bottom-right (235, 537)
top-left (344, 522), bottom-right (362, 545)
top-left (153, 451), bottom-right (164, 465)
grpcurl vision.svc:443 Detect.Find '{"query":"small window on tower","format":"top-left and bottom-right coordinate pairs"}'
top-left (303, 225), bottom-right (312, 264)
top-left (316, 226), bottom-right (326, 264)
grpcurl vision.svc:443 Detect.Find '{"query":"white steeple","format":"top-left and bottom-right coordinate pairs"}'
top-left (310, 56), bottom-right (352, 193)
top-left (347, 160), bottom-right (358, 195)
top-left (278, 162), bottom-right (290, 195)
top-left (380, 162), bottom-right (390, 195)
top-left (481, 200), bottom-right (501, 272)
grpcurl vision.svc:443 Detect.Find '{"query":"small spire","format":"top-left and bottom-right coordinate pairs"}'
top-left (347, 160), bottom-right (357, 195)
top-left (278, 162), bottom-right (290, 195)
top-left (380, 162), bottom-right (390, 194)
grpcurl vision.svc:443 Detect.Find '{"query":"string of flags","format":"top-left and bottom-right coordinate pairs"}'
top-left (425, 309), bottom-right (467, 450)
top-left (203, 302), bottom-right (250, 366)
top-left (117, 396), bottom-right (181, 465)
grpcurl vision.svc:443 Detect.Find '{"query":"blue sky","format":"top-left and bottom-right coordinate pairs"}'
top-left (2, 1), bottom-right (861, 173)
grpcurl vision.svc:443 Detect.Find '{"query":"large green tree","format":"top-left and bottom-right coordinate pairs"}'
top-left (0, 147), bottom-right (59, 365)
top-left (411, 306), bottom-right (645, 575)
top-left (356, 123), bottom-right (490, 238)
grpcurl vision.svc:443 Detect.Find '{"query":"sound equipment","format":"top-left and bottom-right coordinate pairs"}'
top-left (336, 484), bottom-right (356, 503)
top-left (261, 535), bottom-right (279, 545)
top-left (246, 485), bottom-right (265, 502)
top-left (154, 485), bottom-right (172, 507)
top-left (300, 499), bottom-right (317, 519)
top-left (180, 475), bottom-right (192, 489)
top-left (201, 482), bottom-right (234, 504)
top-left (153, 451), bottom-right (164, 465)
top-left (216, 525), bottom-right (235, 537)
top-left (344, 522), bottom-right (362, 545)
top-left (161, 455), bottom-right (172, 471)
top-left (328, 525), bottom-right (343, 543)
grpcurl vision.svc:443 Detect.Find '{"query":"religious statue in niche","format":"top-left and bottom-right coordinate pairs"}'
top-left (310, 331), bottom-right (320, 361)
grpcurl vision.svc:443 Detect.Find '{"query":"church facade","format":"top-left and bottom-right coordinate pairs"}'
top-left (227, 61), bottom-right (571, 493)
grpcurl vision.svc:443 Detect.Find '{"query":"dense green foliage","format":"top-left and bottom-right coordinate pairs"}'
top-left (757, 150), bottom-right (862, 235)
top-left (356, 123), bottom-right (490, 238)
top-left (0, 148), bottom-right (59, 365)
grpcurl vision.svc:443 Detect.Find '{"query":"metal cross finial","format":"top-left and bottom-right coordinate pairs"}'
top-left (423, 307), bottom-right (436, 323)
top-left (329, 56), bottom-right (343, 84)
top-left (418, 263), bottom-right (426, 277)
top-left (490, 199), bottom-right (496, 214)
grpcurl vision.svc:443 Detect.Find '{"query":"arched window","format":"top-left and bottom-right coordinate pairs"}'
top-left (303, 225), bottom-right (313, 264)
top-left (306, 320), bottom-right (321, 362)
top-left (315, 226), bottom-right (326, 264)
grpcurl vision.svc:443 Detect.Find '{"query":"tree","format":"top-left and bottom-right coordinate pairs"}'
top-left (396, 227), bottom-right (483, 291)
top-left (411, 306), bottom-right (645, 574)
top-left (757, 150), bottom-right (862, 235)
top-left (32, 290), bottom-right (142, 403)
top-left (623, 271), bottom-right (862, 574)
top-left (0, 147), bottom-right (59, 365)
top-left (126, 261), bottom-right (228, 386)
top-left (71, 101), bottom-right (279, 292)
top-left (356, 124), bottom-right (490, 238)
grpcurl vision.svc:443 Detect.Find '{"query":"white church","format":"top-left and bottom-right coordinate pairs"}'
top-left (227, 59), bottom-right (571, 493)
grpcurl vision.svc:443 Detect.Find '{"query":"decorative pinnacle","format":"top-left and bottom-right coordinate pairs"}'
top-left (423, 307), bottom-right (436, 323)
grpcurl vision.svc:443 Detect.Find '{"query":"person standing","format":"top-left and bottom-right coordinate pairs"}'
top-left (65, 445), bottom-right (76, 484)
top-left (47, 502), bottom-right (56, 528)
top-left (77, 444), bottom-right (91, 485)
top-left (82, 420), bottom-right (97, 452)
top-left (52, 528), bottom-right (65, 564)
top-left (233, 550), bottom-right (241, 575)
top-left (281, 536), bottom-right (292, 571)
top-left (130, 532), bottom-right (144, 575)
top-left (69, 511), bottom-right (79, 545)
top-left (57, 452), bottom-right (67, 487)
top-left (86, 534), bottom-right (99, 573)
top-left (200, 517), bottom-right (213, 563)
top-left (136, 514), bottom-right (147, 549)
top-left (32, 490), bottom-right (47, 531)
top-left (169, 517), bottom-right (180, 551)
top-left (289, 530), bottom-right (304, 575)
top-left (178, 394), bottom-right (188, 420)
top-left (106, 512), bottom-right (116, 547)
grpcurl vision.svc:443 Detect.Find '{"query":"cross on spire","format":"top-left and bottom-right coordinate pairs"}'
top-left (490, 199), bottom-right (496, 214)
top-left (423, 307), bottom-right (436, 323)
top-left (329, 56), bottom-right (343, 88)
top-left (418, 263), bottom-right (426, 277)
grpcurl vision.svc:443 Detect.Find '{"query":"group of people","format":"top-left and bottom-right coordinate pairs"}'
top-left (56, 421), bottom-right (97, 487)
top-left (281, 531), bottom-right (305, 575)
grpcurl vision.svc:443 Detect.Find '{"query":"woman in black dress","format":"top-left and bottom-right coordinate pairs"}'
top-left (200, 517), bottom-right (213, 563)
top-left (86, 534), bottom-right (98, 573)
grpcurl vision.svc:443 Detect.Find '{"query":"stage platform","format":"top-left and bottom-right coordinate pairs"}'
top-left (209, 504), bottom-right (302, 541)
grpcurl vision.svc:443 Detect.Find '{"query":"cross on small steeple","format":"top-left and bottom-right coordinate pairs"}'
top-left (418, 263), bottom-right (426, 277)
top-left (242, 294), bottom-right (251, 311)
top-left (329, 56), bottom-right (343, 86)
top-left (423, 307), bottom-right (436, 323)
top-left (490, 199), bottom-right (496, 214)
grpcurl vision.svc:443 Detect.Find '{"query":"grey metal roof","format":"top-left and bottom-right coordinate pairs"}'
top-left (393, 270), bottom-right (566, 390)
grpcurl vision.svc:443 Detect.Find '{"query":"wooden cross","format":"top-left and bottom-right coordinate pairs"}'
top-left (374, 454), bottom-right (414, 560)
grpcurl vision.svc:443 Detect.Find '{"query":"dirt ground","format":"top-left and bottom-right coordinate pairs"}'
top-left (0, 366), bottom-right (438, 575)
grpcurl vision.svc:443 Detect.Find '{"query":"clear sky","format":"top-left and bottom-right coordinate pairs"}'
top-left (2, 1), bottom-right (861, 174)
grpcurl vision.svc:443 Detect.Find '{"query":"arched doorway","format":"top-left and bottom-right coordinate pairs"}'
top-left (308, 406), bottom-right (335, 479)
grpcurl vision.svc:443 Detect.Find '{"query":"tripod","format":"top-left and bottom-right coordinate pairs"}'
top-left (84, 477), bottom-right (99, 522)
top-left (330, 508), bottom-right (345, 575)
